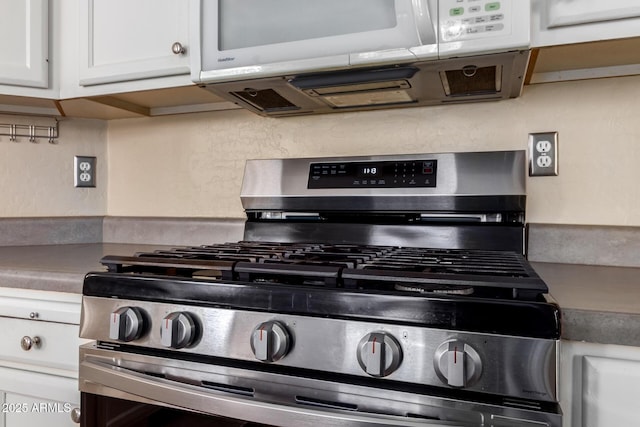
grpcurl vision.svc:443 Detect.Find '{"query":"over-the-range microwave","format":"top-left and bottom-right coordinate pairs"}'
top-left (191, 0), bottom-right (531, 83)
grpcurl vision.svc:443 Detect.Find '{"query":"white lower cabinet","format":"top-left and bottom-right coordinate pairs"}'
top-left (0, 288), bottom-right (84, 427)
top-left (0, 368), bottom-right (79, 427)
top-left (560, 340), bottom-right (640, 427)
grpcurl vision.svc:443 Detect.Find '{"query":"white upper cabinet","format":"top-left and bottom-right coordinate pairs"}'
top-left (78, 0), bottom-right (190, 86)
top-left (0, 0), bottom-right (48, 88)
top-left (532, 0), bottom-right (640, 47)
top-left (529, 0), bottom-right (640, 84)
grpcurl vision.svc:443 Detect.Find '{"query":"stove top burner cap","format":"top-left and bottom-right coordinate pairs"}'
top-left (394, 283), bottom-right (475, 296)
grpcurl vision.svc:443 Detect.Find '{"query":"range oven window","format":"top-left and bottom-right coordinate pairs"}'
top-left (81, 393), bottom-right (271, 427)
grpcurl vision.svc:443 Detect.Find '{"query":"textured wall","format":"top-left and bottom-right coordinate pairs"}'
top-left (107, 75), bottom-right (640, 226)
top-left (0, 116), bottom-right (107, 217)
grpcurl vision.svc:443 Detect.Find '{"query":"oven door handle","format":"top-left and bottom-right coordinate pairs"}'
top-left (80, 358), bottom-right (462, 427)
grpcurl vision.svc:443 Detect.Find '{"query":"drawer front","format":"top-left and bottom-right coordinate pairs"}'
top-left (0, 317), bottom-right (83, 373)
top-left (0, 288), bottom-right (81, 324)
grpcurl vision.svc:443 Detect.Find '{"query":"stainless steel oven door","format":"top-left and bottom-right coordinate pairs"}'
top-left (79, 343), bottom-right (560, 427)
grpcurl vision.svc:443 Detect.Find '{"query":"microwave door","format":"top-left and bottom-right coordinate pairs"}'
top-left (350, 0), bottom-right (438, 65)
top-left (199, 0), bottom-right (433, 81)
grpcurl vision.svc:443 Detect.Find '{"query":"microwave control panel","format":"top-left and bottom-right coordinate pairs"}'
top-left (308, 160), bottom-right (437, 189)
top-left (439, 0), bottom-right (513, 42)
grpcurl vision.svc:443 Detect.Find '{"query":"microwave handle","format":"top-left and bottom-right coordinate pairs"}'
top-left (80, 359), bottom-right (462, 427)
top-left (411, 0), bottom-right (438, 45)
top-left (412, 0), bottom-right (438, 45)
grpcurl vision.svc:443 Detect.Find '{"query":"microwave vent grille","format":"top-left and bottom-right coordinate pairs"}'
top-left (440, 65), bottom-right (503, 97)
top-left (231, 88), bottom-right (299, 113)
top-left (321, 89), bottom-right (415, 109)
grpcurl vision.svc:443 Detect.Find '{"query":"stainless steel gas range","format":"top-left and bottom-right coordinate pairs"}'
top-left (78, 151), bottom-right (562, 426)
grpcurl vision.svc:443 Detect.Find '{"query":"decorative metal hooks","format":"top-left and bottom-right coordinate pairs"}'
top-left (1, 119), bottom-right (59, 144)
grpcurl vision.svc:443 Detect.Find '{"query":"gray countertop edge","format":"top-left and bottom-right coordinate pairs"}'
top-left (102, 216), bottom-right (245, 246)
top-left (559, 308), bottom-right (640, 347)
top-left (3, 218), bottom-right (639, 268)
top-left (0, 269), bottom-right (87, 294)
top-left (527, 223), bottom-right (640, 268)
top-left (0, 216), bottom-right (247, 247)
top-left (0, 216), bottom-right (103, 246)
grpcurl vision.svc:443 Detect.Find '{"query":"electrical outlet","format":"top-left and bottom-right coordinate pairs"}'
top-left (74, 156), bottom-right (96, 187)
top-left (529, 132), bottom-right (558, 176)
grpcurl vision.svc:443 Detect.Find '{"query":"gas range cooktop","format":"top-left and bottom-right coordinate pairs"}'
top-left (85, 241), bottom-right (559, 339)
top-left (101, 242), bottom-right (546, 298)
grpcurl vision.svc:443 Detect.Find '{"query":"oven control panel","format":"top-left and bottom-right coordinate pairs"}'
top-left (308, 159), bottom-right (437, 189)
top-left (82, 296), bottom-right (557, 403)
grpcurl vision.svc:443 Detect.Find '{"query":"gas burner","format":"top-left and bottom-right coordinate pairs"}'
top-left (99, 242), bottom-right (548, 301)
top-left (394, 283), bottom-right (475, 295)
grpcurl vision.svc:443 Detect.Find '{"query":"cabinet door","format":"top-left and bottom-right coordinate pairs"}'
top-left (0, 367), bottom-right (79, 427)
top-left (560, 341), bottom-right (640, 427)
top-left (581, 356), bottom-right (640, 426)
top-left (532, 0), bottom-right (640, 47)
top-left (546, 0), bottom-right (640, 28)
top-left (79, 0), bottom-right (189, 86)
top-left (0, 0), bottom-right (48, 88)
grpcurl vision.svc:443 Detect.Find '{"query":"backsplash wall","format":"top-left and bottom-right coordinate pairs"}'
top-left (0, 116), bottom-right (107, 217)
top-left (106, 75), bottom-right (640, 226)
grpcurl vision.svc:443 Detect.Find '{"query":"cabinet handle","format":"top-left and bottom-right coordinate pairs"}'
top-left (171, 42), bottom-right (186, 55)
top-left (70, 407), bottom-right (81, 424)
top-left (20, 335), bottom-right (41, 351)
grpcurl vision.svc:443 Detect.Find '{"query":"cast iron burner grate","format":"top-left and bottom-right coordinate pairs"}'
top-left (99, 241), bottom-right (547, 301)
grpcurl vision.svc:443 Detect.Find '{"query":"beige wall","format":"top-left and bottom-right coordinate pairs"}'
top-left (0, 116), bottom-right (107, 217)
top-left (106, 74), bottom-right (640, 226)
top-left (2, 77), bottom-right (637, 226)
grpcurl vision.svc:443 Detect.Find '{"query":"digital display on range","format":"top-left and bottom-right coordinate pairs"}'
top-left (308, 159), bottom-right (437, 189)
top-left (357, 164), bottom-right (382, 178)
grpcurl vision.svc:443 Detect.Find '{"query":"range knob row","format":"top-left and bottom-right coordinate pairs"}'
top-left (109, 307), bottom-right (197, 349)
top-left (108, 308), bottom-right (482, 387)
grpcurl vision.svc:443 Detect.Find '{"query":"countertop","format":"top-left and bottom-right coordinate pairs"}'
top-left (0, 244), bottom-right (639, 347)
top-left (532, 262), bottom-right (640, 346)
top-left (0, 243), bottom-right (171, 293)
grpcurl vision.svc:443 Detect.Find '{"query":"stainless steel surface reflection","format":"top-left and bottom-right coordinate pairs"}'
top-left (240, 151), bottom-right (526, 212)
top-left (80, 344), bottom-right (561, 427)
top-left (243, 222), bottom-right (525, 252)
top-left (80, 296), bottom-right (557, 402)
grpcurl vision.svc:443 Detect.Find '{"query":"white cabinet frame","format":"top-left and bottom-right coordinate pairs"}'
top-left (78, 0), bottom-right (190, 86)
top-left (0, 0), bottom-right (48, 88)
